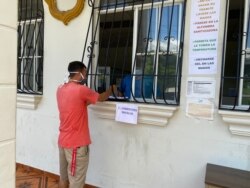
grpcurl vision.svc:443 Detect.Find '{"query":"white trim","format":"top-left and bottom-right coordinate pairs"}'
top-left (19, 18), bottom-right (43, 25)
top-left (17, 94), bottom-right (42, 110)
top-left (218, 110), bottom-right (250, 137)
top-left (90, 101), bottom-right (178, 126)
top-left (99, 0), bottom-right (184, 14)
top-left (239, 0), bottom-right (250, 105)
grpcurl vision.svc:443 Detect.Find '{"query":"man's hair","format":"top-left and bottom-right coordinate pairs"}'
top-left (68, 61), bottom-right (86, 78)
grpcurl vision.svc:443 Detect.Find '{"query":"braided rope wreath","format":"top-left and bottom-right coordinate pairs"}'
top-left (45, 0), bottom-right (85, 25)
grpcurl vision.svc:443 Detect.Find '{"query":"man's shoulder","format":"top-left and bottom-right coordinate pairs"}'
top-left (57, 83), bottom-right (65, 89)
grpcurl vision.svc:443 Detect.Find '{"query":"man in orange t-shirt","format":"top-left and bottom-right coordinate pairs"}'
top-left (56, 61), bottom-right (113, 188)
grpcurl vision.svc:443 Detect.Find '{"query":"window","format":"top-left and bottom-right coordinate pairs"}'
top-left (220, 0), bottom-right (250, 110)
top-left (83, 0), bottom-right (186, 105)
top-left (17, 0), bottom-right (44, 94)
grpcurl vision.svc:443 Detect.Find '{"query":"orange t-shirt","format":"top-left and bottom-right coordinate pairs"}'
top-left (56, 82), bottom-right (99, 148)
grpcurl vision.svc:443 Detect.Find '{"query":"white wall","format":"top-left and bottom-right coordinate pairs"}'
top-left (16, 1), bottom-right (250, 188)
top-left (0, 0), bottom-right (17, 187)
top-left (16, 0), bottom-right (93, 173)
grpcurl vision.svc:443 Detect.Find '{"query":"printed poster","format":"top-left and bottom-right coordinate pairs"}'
top-left (189, 0), bottom-right (220, 74)
top-left (186, 77), bottom-right (216, 99)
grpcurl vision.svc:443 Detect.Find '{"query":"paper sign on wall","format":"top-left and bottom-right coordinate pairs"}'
top-left (115, 103), bottom-right (138, 124)
top-left (189, 0), bottom-right (220, 74)
top-left (187, 77), bottom-right (215, 99)
top-left (186, 99), bottom-right (214, 120)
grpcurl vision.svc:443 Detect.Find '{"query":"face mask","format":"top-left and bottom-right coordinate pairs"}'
top-left (68, 72), bottom-right (86, 85)
top-left (79, 73), bottom-right (87, 85)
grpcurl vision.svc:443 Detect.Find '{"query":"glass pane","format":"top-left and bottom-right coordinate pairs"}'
top-left (23, 58), bottom-right (34, 90)
top-left (19, 0), bottom-right (43, 20)
top-left (18, 26), bottom-right (22, 57)
top-left (242, 78), bottom-right (250, 105)
top-left (98, 11), bottom-right (133, 94)
top-left (36, 57), bottom-right (43, 92)
top-left (135, 4), bottom-right (182, 101)
top-left (134, 55), bottom-right (154, 98)
top-left (243, 46), bottom-right (250, 105)
top-left (100, 0), bottom-right (128, 9)
top-left (243, 1), bottom-right (250, 105)
top-left (157, 54), bottom-right (177, 100)
top-left (137, 8), bottom-right (157, 53)
top-left (159, 5), bottom-right (180, 53)
top-left (247, 0), bottom-right (250, 49)
top-left (243, 51), bottom-right (250, 83)
top-left (96, 66), bottom-right (110, 93)
top-left (247, 18), bottom-right (250, 49)
top-left (17, 59), bottom-right (22, 90)
top-left (221, 0), bottom-right (244, 106)
top-left (25, 24), bottom-right (35, 56)
top-left (99, 0), bottom-right (163, 8)
top-left (37, 22), bottom-right (44, 56)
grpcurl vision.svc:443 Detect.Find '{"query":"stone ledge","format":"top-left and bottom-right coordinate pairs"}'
top-left (218, 110), bottom-right (250, 137)
top-left (17, 94), bottom-right (42, 110)
top-left (90, 101), bottom-right (178, 126)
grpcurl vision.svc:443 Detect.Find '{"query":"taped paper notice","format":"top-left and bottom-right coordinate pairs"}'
top-left (115, 103), bottom-right (138, 124)
top-left (186, 99), bottom-right (214, 120)
top-left (187, 77), bottom-right (215, 99)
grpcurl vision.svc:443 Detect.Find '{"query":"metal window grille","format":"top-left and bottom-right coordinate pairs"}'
top-left (220, 0), bottom-right (250, 111)
top-left (17, 0), bottom-right (44, 94)
top-left (82, 0), bottom-right (186, 105)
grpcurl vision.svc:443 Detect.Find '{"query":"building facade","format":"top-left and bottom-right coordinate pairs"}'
top-left (0, 0), bottom-right (17, 187)
top-left (11, 0), bottom-right (250, 188)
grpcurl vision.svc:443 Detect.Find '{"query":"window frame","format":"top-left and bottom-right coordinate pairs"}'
top-left (238, 0), bottom-right (250, 106)
top-left (17, 0), bottom-right (44, 95)
top-left (220, 0), bottom-right (250, 111)
top-left (133, 4), bottom-right (183, 102)
top-left (86, 0), bottom-right (186, 105)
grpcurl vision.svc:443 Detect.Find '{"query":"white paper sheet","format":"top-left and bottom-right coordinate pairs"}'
top-left (115, 103), bottom-right (138, 125)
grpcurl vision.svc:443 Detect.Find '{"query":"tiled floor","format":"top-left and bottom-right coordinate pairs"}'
top-left (16, 163), bottom-right (97, 188)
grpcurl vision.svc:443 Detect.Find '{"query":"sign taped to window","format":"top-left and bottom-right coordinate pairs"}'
top-left (115, 103), bottom-right (138, 125)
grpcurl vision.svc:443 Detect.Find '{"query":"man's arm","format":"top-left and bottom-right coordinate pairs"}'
top-left (98, 85), bottom-right (116, 102)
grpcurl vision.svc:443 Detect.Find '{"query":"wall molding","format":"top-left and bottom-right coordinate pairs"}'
top-left (218, 110), bottom-right (250, 137)
top-left (17, 94), bottom-right (42, 110)
top-left (44, 0), bottom-right (85, 25)
top-left (90, 102), bottom-right (178, 126)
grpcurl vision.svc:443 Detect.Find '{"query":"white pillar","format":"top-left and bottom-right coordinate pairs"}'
top-left (0, 1), bottom-right (17, 187)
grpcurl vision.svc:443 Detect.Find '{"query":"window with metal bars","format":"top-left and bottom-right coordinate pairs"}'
top-left (82, 0), bottom-right (186, 105)
top-left (220, 0), bottom-right (250, 111)
top-left (17, 0), bottom-right (44, 94)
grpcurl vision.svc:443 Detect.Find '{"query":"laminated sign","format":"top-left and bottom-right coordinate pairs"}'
top-left (115, 103), bottom-right (138, 125)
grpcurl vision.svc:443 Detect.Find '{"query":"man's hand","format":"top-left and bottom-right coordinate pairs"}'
top-left (98, 85), bottom-right (117, 102)
top-left (109, 85), bottom-right (117, 96)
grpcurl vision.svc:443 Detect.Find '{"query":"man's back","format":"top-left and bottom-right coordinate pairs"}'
top-left (56, 82), bottom-right (99, 148)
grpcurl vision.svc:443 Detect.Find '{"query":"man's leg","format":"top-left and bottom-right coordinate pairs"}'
top-left (59, 147), bottom-right (69, 188)
top-left (65, 146), bottom-right (89, 188)
top-left (59, 180), bottom-right (69, 188)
